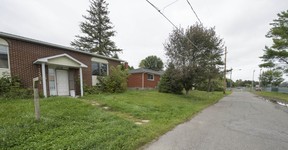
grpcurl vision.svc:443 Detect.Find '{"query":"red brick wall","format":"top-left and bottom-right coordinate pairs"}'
top-left (3, 37), bottom-right (121, 91)
top-left (144, 73), bottom-right (160, 88)
top-left (127, 73), bottom-right (161, 89)
top-left (108, 59), bottom-right (122, 71)
top-left (128, 73), bottom-right (143, 88)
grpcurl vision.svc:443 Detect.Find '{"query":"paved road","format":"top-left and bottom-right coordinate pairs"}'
top-left (145, 92), bottom-right (288, 150)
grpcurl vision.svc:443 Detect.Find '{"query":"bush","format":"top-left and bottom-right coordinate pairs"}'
top-left (84, 85), bottom-right (101, 95)
top-left (97, 65), bottom-right (129, 93)
top-left (196, 80), bottom-right (223, 92)
top-left (158, 63), bottom-right (183, 94)
top-left (0, 73), bottom-right (33, 99)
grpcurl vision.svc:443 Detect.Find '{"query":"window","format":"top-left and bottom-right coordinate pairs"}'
top-left (100, 63), bottom-right (108, 76)
top-left (92, 62), bottom-right (108, 76)
top-left (0, 44), bottom-right (8, 68)
top-left (92, 62), bottom-right (100, 75)
top-left (147, 73), bottom-right (154, 80)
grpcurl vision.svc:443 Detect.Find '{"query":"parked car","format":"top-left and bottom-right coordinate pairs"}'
top-left (255, 85), bottom-right (262, 91)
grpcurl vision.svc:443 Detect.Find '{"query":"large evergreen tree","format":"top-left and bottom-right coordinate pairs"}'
top-left (71, 0), bottom-right (121, 57)
top-left (260, 10), bottom-right (288, 74)
top-left (158, 63), bottom-right (183, 94)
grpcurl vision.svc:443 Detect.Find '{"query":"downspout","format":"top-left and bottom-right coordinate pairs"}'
top-left (142, 72), bottom-right (144, 89)
top-left (41, 63), bottom-right (47, 98)
top-left (80, 67), bottom-right (84, 97)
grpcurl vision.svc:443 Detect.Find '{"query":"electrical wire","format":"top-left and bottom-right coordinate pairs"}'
top-left (186, 0), bottom-right (202, 25)
top-left (162, 0), bottom-right (180, 12)
top-left (146, 0), bottom-right (200, 51)
top-left (146, 0), bottom-right (178, 28)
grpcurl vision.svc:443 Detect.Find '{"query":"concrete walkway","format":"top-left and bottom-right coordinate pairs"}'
top-left (145, 92), bottom-right (288, 150)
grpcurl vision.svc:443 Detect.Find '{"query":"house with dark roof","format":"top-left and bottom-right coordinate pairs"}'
top-left (128, 68), bottom-right (164, 89)
top-left (0, 32), bottom-right (126, 97)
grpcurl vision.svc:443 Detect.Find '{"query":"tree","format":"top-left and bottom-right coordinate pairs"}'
top-left (260, 10), bottom-right (288, 74)
top-left (71, 0), bottom-right (121, 57)
top-left (158, 63), bottom-right (183, 94)
top-left (259, 70), bottom-right (284, 87)
top-left (164, 24), bottom-right (224, 94)
top-left (139, 55), bottom-right (164, 71)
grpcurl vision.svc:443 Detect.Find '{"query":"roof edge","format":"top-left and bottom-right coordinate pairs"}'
top-left (129, 68), bottom-right (164, 75)
top-left (0, 31), bottom-right (126, 62)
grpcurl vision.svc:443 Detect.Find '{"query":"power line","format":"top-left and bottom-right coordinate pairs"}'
top-left (145, 0), bottom-right (200, 51)
top-left (162, 0), bottom-right (180, 12)
top-left (186, 0), bottom-right (202, 25)
top-left (146, 0), bottom-right (177, 29)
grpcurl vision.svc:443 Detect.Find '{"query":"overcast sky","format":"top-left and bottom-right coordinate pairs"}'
top-left (0, 0), bottom-right (287, 81)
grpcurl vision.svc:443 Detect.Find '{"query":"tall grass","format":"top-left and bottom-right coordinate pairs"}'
top-left (0, 90), bottom-right (227, 149)
top-left (254, 91), bottom-right (288, 102)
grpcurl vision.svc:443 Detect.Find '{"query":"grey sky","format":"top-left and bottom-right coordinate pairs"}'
top-left (0, 0), bottom-right (287, 81)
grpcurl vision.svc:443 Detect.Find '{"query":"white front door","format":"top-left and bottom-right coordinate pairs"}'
top-left (56, 70), bottom-right (69, 96)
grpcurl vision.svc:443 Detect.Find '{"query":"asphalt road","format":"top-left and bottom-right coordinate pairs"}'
top-left (144, 91), bottom-right (288, 150)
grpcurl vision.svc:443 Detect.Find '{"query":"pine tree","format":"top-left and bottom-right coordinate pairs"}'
top-left (158, 63), bottom-right (183, 94)
top-left (71, 0), bottom-right (121, 57)
top-left (260, 10), bottom-right (288, 74)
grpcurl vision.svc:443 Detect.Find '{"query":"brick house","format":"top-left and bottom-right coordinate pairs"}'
top-left (0, 32), bottom-right (126, 97)
top-left (127, 68), bottom-right (164, 89)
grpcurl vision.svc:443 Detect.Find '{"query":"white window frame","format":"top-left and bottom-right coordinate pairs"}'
top-left (0, 38), bottom-right (10, 77)
top-left (91, 57), bottom-right (109, 86)
top-left (91, 61), bottom-right (108, 76)
top-left (147, 73), bottom-right (154, 81)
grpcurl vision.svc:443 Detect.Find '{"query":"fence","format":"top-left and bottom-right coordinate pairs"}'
top-left (263, 87), bottom-right (288, 94)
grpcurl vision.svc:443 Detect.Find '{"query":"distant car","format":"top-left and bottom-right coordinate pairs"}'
top-left (255, 87), bottom-right (262, 91)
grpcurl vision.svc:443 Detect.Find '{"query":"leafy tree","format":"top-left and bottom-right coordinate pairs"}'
top-left (71, 0), bottom-right (121, 57)
top-left (260, 10), bottom-right (288, 74)
top-left (280, 81), bottom-right (288, 87)
top-left (235, 80), bottom-right (259, 87)
top-left (139, 55), bottom-right (164, 71)
top-left (158, 63), bottom-right (183, 94)
top-left (259, 70), bottom-right (284, 87)
top-left (97, 65), bottom-right (129, 93)
top-left (128, 66), bottom-right (134, 70)
top-left (164, 24), bottom-right (224, 94)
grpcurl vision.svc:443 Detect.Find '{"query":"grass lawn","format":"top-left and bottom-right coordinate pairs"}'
top-left (253, 91), bottom-right (288, 103)
top-left (0, 90), bottom-right (228, 149)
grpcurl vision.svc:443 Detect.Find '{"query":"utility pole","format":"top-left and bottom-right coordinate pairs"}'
top-left (259, 68), bottom-right (262, 88)
top-left (252, 69), bottom-right (255, 91)
top-left (223, 47), bottom-right (227, 94)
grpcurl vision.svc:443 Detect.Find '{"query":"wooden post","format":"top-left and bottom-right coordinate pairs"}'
top-left (223, 47), bottom-right (227, 94)
top-left (33, 77), bottom-right (40, 121)
top-left (34, 89), bottom-right (40, 121)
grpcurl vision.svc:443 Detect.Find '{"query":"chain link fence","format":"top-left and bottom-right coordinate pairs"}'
top-left (263, 87), bottom-right (288, 94)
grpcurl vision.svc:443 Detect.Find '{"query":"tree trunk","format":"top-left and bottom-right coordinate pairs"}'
top-left (185, 89), bottom-right (189, 95)
top-left (207, 78), bottom-right (212, 92)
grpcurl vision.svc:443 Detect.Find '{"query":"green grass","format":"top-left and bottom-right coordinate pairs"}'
top-left (0, 90), bottom-right (227, 149)
top-left (254, 91), bottom-right (288, 102)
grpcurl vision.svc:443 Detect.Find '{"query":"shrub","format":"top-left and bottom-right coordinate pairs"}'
top-left (97, 65), bottom-right (129, 93)
top-left (158, 63), bottom-right (183, 94)
top-left (84, 85), bottom-right (101, 95)
top-left (196, 79), bottom-right (223, 92)
top-left (0, 73), bottom-right (33, 99)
